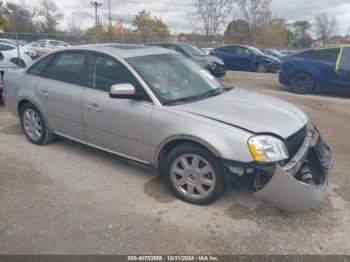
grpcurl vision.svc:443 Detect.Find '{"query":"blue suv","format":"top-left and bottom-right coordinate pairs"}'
top-left (210, 45), bottom-right (282, 73)
top-left (279, 46), bottom-right (350, 94)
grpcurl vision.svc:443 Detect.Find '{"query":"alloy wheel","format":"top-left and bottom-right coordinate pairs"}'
top-left (22, 108), bottom-right (43, 141)
top-left (290, 72), bottom-right (314, 94)
top-left (170, 154), bottom-right (216, 200)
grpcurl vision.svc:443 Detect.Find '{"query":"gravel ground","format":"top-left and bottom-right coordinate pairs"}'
top-left (0, 71), bottom-right (350, 255)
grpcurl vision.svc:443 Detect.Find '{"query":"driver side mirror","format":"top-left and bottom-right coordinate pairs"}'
top-left (109, 83), bottom-right (142, 100)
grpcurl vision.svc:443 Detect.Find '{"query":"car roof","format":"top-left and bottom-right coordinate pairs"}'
top-left (60, 44), bottom-right (177, 59)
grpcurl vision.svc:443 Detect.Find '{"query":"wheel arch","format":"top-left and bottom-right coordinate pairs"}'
top-left (155, 135), bottom-right (221, 170)
top-left (17, 97), bottom-right (53, 132)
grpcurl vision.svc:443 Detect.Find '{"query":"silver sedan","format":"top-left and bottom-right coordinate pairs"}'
top-left (3, 44), bottom-right (333, 211)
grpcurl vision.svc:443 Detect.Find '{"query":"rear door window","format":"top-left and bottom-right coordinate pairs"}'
top-left (336, 47), bottom-right (350, 76)
top-left (45, 52), bottom-right (86, 86)
top-left (303, 48), bottom-right (340, 63)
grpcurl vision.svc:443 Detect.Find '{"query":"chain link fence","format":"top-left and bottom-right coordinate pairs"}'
top-left (0, 32), bottom-right (298, 68)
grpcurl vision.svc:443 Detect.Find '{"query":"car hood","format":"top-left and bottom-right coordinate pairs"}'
top-left (262, 54), bottom-right (282, 63)
top-left (192, 55), bottom-right (224, 65)
top-left (175, 89), bottom-right (308, 139)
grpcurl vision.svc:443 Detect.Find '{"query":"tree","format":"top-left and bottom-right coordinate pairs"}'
top-left (314, 12), bottom-right (338, 45)
top-left (132, 10), bottom-right (170, 39)
top-left (238, 0), bottom-right (272, 44)
top-left (256, 18), bottom-right (291, 48)
top-left (3, 0), bottom-right (36, 32)
top-left (0, 1), bottom-right (9, 32)
top-left (67, 16), bottom-right (83, 36)
top-left (37, 0), bottom-right (63, 33)
top-left (290, 21), bottom-right (313, 48)
top-left (224, 19), bottom-right (250, 43)
top-left (132, 10), bottom-right (152, 38)
top-left (193, 0), bottom-right (237, 40)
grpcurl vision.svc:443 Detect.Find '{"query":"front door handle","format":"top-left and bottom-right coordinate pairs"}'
top-left (85, 104), bottom-right (102, 112)
top-left (38, 90), bottom-right (49, 97)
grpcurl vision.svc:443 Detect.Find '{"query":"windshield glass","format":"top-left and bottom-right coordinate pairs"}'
top-left (247, 46), bottom-right (265, 56)
top-left (127, 54), bottom-right (222, 104)
top-left (179, 44), bottom-right (206, 56)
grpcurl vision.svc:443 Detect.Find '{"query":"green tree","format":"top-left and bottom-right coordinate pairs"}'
top-left (37, 0), bottom-right (63, 33)
top-left (132, 10), bottom-right (170, 39)
top-left (3, 0), bottom-right (36, 32)
top-left (291, 21), bottom-right (313, 48)
top-left (224, 19), bottom-right (250, 43)
top-left (133, 10), bottom-right (152, 38)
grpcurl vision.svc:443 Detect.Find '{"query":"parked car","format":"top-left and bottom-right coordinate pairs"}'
top-left (3, 44), bottom-right (333, 212)
top-left (146, 42), bottom-right (226, 77)
top-left (279, 45), bottom-right (350, 94)
top-left (262, 49), bottom-right (285, 61)
top-left (0, 43), bottom-right (32, 67)
top-left (210, 45), bottom-right (282, 73)
top-left (0, 39), bottom-right (35, 57)
top-left (0, 53), bottom-right (18, 101)
top-left (37, 39), bottom-right (70, 48)
top-left (26, 42), bottom-right (57, 58)
top-left (280, 50), bottom-right (295, 56)
top-left (0, 38), bottom-right (17, 46)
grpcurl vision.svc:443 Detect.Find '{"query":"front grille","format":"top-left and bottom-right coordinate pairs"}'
top-left (285, 125), bottom-right (307, 158)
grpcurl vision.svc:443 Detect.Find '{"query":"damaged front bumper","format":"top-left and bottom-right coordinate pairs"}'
top-left (255, 129), bottom-right (333, 212)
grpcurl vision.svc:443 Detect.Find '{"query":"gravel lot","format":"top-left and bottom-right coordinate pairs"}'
top-left (0, 71), bottom-right (350, 255)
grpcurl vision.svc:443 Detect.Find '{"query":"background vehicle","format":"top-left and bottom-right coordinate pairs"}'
top-left (0, 52), bottom-right (18, 100)
top-left (26, 42), bottom-right (57, 58)
top-left (280, 50), bottom-right (295, 56)
top-left (279, 45), bottom-right (350, 94)
top-left (0, 42), bottom-right (32, 67)
top-left (37, 39), bottom-right (70, 48)
top-left (147, 42), bottom-right (226, 77)
top-left (3, 44), bottom-right (332, 211)
top-left (210, 44), bottom-right (282, 73)
top-left (0, 38), bottom-right (17, 46)
top-left (262, 49), bottom-right (285, 61)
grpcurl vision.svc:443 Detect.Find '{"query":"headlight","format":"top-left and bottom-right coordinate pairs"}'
top-left (248, 135), bottom-right (289, 163)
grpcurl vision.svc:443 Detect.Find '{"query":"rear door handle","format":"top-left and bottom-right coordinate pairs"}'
top-left (38, 90), bottom-right (49, 97)
top-left (85, 104), bottom-right (102, 112)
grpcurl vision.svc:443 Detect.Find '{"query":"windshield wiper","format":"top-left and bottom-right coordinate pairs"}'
top-left (164, 86), bottom-right (233, 105)
top-left (163, 95), bottom-right (204, 105)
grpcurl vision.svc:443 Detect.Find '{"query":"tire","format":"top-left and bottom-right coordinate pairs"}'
top-left (20, 103), bottom-right (55, 145)
top-left (289, 72), bottom-right (314, 94)
top-left (256, 62), bottom-right (268, 73)
top-left (162, 142), bottom-right (225, 205)
top-left (10, 58), bottom-right (26, 68)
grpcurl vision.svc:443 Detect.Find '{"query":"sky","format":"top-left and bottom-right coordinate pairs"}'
top-left (5, 0), bottom-right (350, 35)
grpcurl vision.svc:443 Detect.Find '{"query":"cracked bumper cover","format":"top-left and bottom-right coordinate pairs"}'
top-left (255, 130), bottom-right (333, 212)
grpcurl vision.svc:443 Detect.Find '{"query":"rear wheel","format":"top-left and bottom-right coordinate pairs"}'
top-left (289, 72), bottom-right (314, 94)
top-left (20, 103), bottom-right (55, 145)
top-left (162, 143), bottom-right (225, 205)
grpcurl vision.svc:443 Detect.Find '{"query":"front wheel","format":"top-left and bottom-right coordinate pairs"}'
top-left (289, 72), bottom-right (314, 94)
top-left (256, 62), bottom-right (268, 73)
top-left (162, 143), bottom-right (225, 205)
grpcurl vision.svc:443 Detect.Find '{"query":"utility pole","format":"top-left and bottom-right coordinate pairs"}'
top-left (108, 0), bottom-right (112, 33)
top-left (91, 1), bottom-right (102, 42)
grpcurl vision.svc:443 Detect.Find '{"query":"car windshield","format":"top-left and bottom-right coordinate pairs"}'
top-left (247, 46), bottom-right (265, 56)
top-left (179, 44), bottom-right (206, 56)
top-left (127, 54), bottom-right (224, 105)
